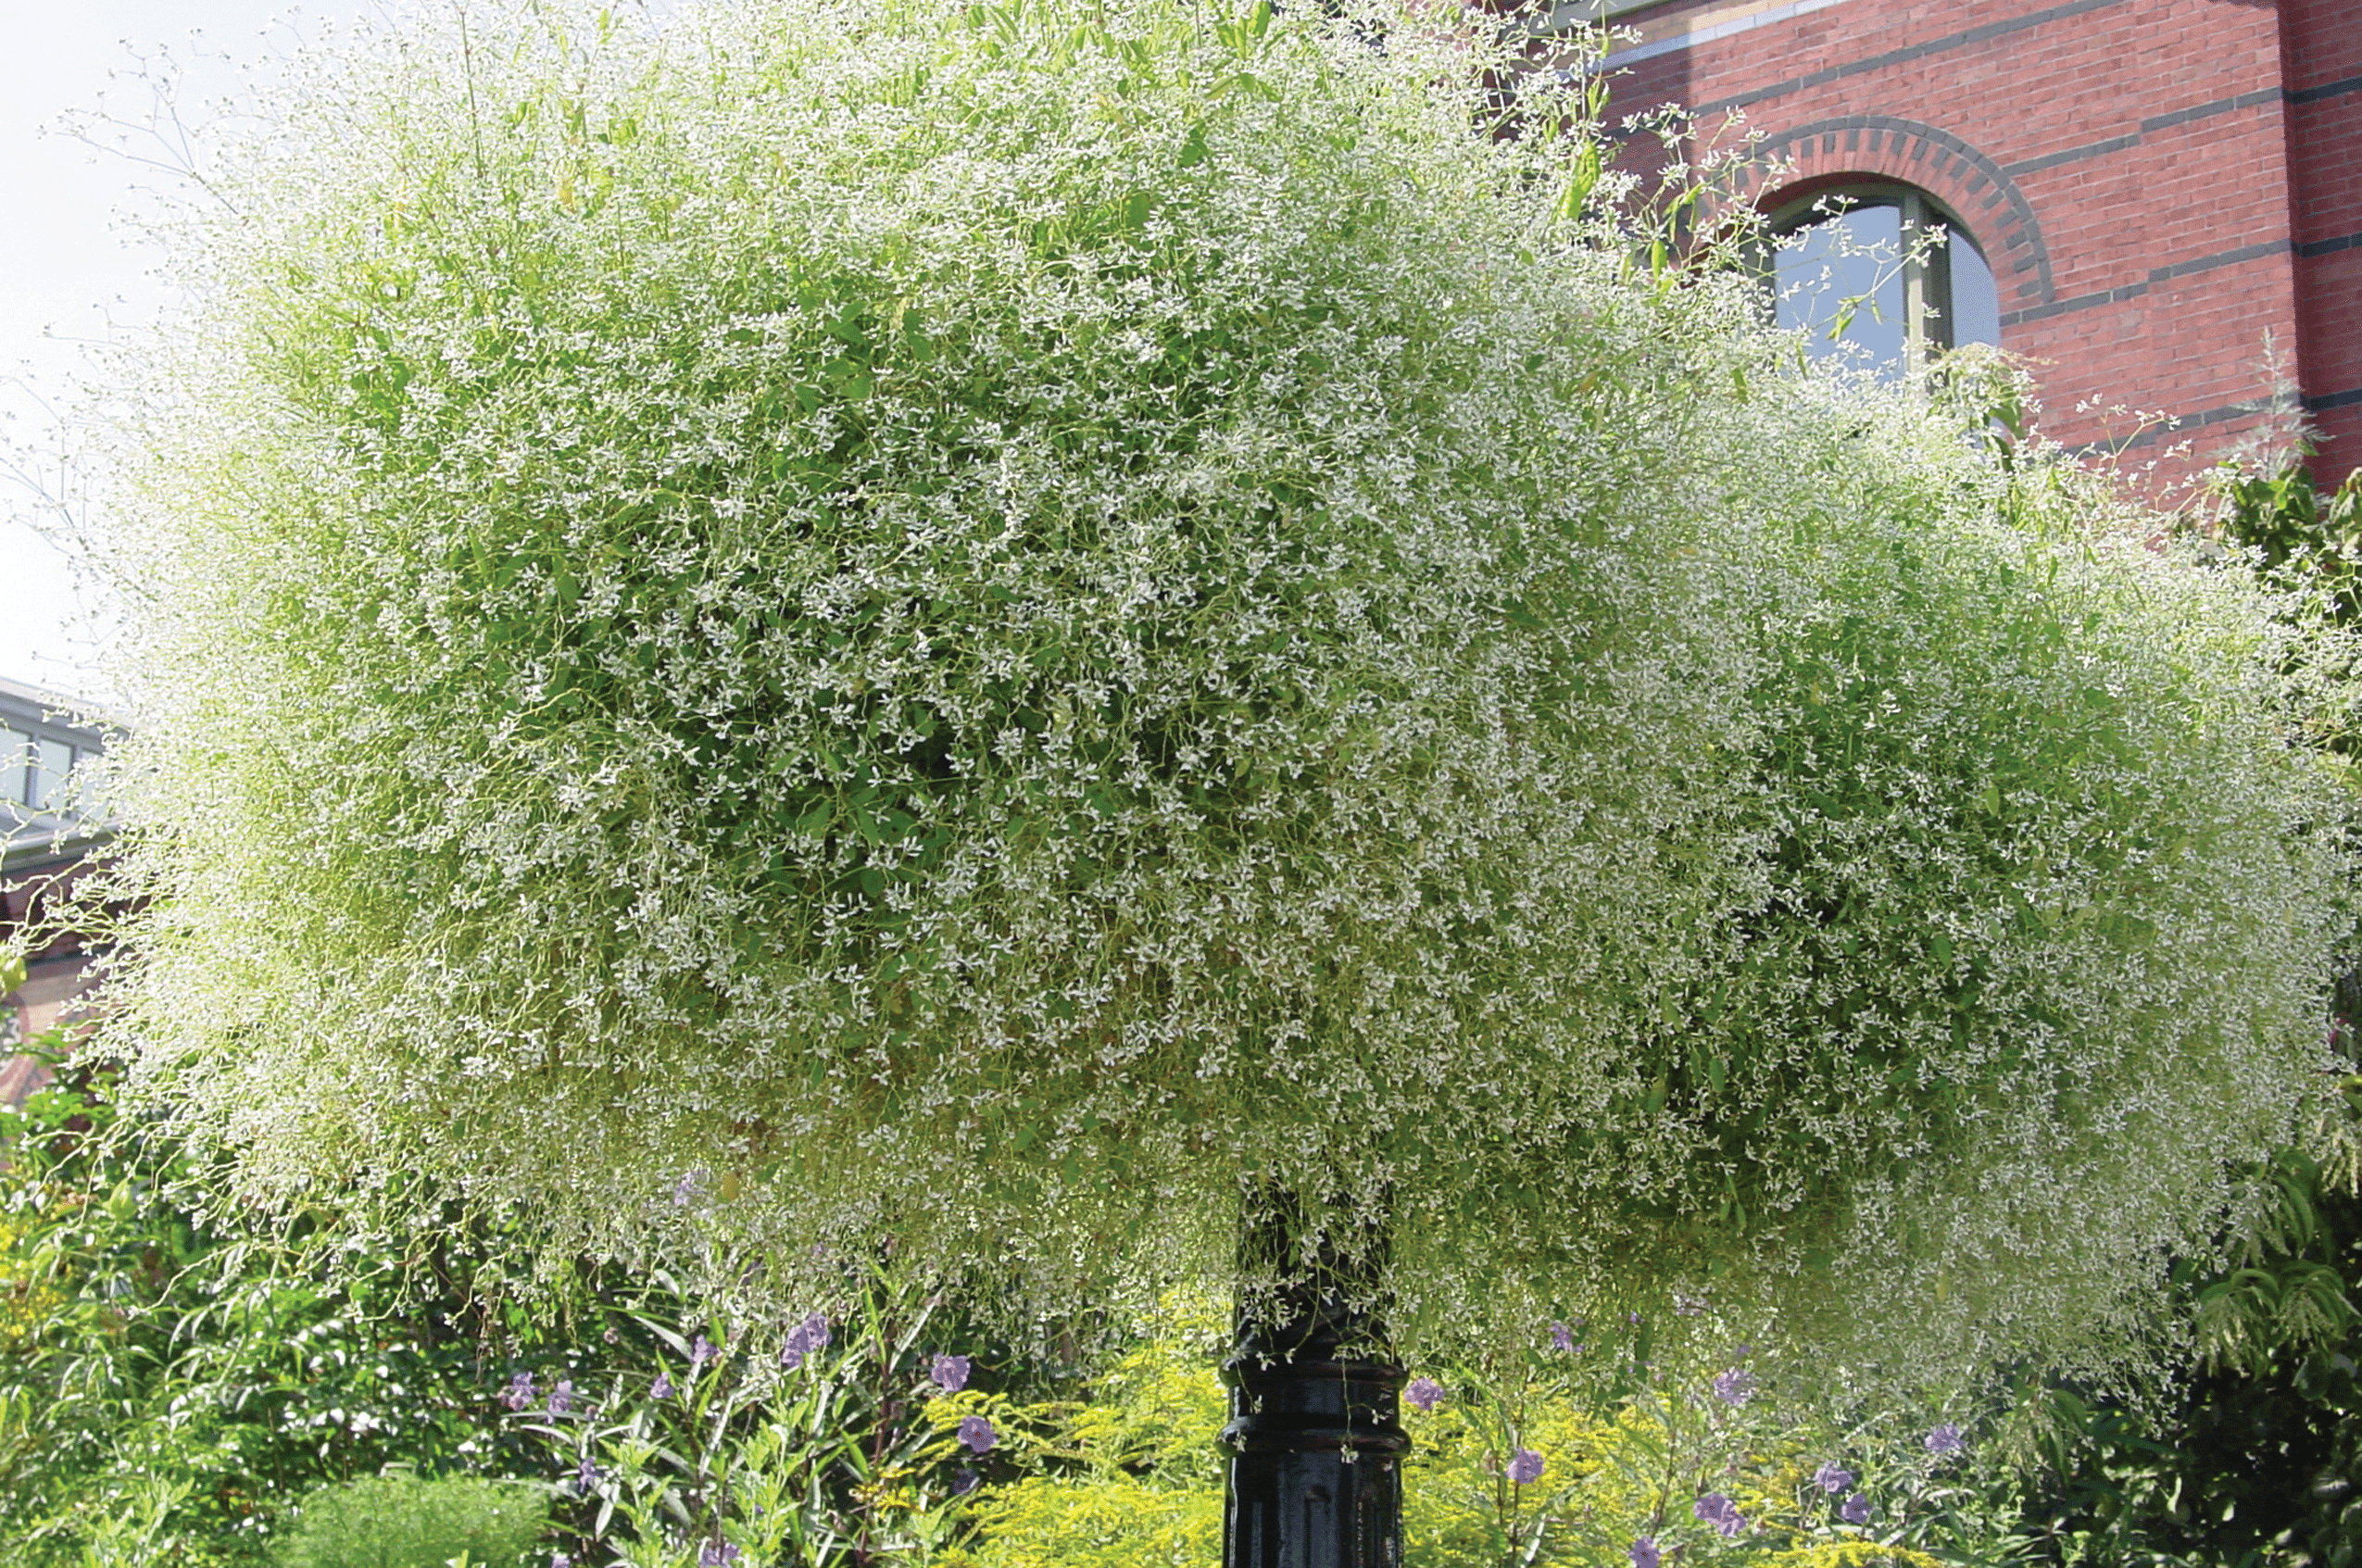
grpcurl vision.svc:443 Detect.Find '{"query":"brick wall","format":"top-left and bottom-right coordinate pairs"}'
top-left (1575, 0), bottom-right (2358, 486)
top-left (2285, 0), bottom-right (2362, 483)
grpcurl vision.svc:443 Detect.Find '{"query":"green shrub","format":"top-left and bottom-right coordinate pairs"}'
top-left (546, 1277), bottom-right (985, 1567)
top-left (944, 1299), bottom-right (1226, 1568)
top-left (1964, 458), bottom-right (2362, 1567)
top-left (272, 1474), bottom-right (547, 1568)
top-left (0, 1042), bottom-right (701, 1565)
top-left (943, 1299), bottom-right (2033, 1568)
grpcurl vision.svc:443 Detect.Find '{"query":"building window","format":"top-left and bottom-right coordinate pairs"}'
top-left (1764, 182), bottom-right (2001, 379)
top-left (0, 727), bottom-right (27, 808)
top-left (31, 739), bottom-right (73, 812)
top-left (0, 727), bottom-right (76, 812)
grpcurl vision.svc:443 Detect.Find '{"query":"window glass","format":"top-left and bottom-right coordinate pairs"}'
top-left (1949, 234), bottom-right (2002, 350)
top-left (1773, 199), bottom-right (1908, 380)
top-left (32, 739), bottom-right (73, 812)
top-left (1766, 183), bottom-right (2001, 376)
top-left (0, 727), bottom-right (27, 806)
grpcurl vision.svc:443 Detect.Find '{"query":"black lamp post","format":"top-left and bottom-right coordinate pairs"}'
top-left (1221, 1193), bottom-right (1409, 1568)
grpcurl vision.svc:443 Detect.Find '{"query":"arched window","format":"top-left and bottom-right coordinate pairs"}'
top-left (1764, 182), bottom-right (2001, 380)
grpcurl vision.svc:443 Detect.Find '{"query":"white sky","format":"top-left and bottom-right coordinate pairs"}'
top-left (0, 2), bottom-right (385, 699)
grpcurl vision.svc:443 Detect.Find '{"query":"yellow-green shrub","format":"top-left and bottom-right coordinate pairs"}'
top-left (942, 1307), bottom-right (1970, 1568)
top-left (943, 1303), bottom-right (1225, 1568)
top-left (0, 1206), bottom-right (66, 1352)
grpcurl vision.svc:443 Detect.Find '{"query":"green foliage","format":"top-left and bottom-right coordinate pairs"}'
top-left (73, 0), bottom-right (2358, 1389)
top-left (1990, 1134), bottom-right (2362, 1566)
top-left (0, 1043), bottom-right (510, 1562)
top-left (0, 1040), bottom-right (672, 1563)
top-left (272, 1474), bottom-right (547, 1568)
top-left (946, 1299), bottom-right (2034, 1567)
top-left (1970, 456), bottom-right (2362, 1568)
top-left (2218, 463), bottom-right (2362, 621)
top-left (544, 1273), bottom-right (983, 1566)
top-left (2211, 458), bottom-right (2362, 761)
top-left (0, 1044), bottom-right (1007, 1566)
top-left (943, 1299), bottom-right (1225, 1568)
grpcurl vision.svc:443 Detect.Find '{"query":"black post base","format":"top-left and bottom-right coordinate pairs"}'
top-left (1220, 1193), bottom-right (1408, 1568)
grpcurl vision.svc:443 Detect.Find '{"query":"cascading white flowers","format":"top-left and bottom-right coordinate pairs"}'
top-left (69, 0), bottom-right (2356, 1382)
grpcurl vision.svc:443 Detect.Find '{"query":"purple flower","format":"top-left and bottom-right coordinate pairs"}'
top-left (500, 1373), bottom-right (535, 1412)
top-left (1628, 1538), bottom-right (1660, 1568)
top-left (1694, 1492), bottom-right (1745, 1537)
top-left (958, 1414), bottom-right (998, 1454)
top-left (1508, 1448), bottom-right (1545, 1485)
top-left (781, 1311), bottom-right (832, 1370)
top-left (951, 1465), bottom-right (981, 1495)
top-left (546, 1378), bottom-right (577, 1416)
top-left (650, 1373), bottom-right (673, 1400)
top-left (672, 1170), bottom-right (705, 1207)
top-left (689, 1334), bottom-right (719, 1368)
top-left (1841, 1493), bottom-right (1872, 1524)
top-left (573, 1456), bottom-right (600, 1492)
top-left (551, 1557), bottom-right (572, 1568)
top-left (1550, 1321), bottom-right (1576, 1352)
top-left (1405, 1376), bottom-right (1445, 1412)
top-left (1925, 1423), bottom-right (1965, 1456)
top-left (1814, 1461), bottom-right (1854, 1494)
top-left (931, 1354), bottom-right (972, 1393)
top-left (1712, 1367), bottom-right (1756, 1407)
top-left (697, 1543), bottom-right (740, 1567)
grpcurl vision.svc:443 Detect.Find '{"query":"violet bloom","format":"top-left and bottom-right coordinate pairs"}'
top-left (500, 1373), bottom-right (535, 1412)
top-left (1405, 1376), bottom-right (1445, 1412)
top-left (958, 1414), bottom-right (998, 1454)
top-left (689, 1335), bottom-right (719, 1368)
top-left (781, 1311), bottom-right (832, 1370)
top-left (951, 1466), bottom-right (981, 1496)
top-left (931, 1354), bottom-right (972, 1393)
top-left (551, 1557), bottom-right (572, 1568)
top-left (650, 1373), bottom-right (673, 1400)
top-left (1628, 1538), bottom-right (1660, 1568)
top-left (546, 1378), bottom-right (576, 1416)
top-left (672, 1170), bottom-right (705, 1207)
top-left (1925, 1423), bottom-right (1965, 1456)
top-left (574, 1456), bottom-right (600, 1492)
top-left (1507, 1449), bottom-right (1545, 1485)
top-left (1550, 1321), bottom-right (1576, 1352)
top-left (1841, 1493), bottom-right (1872, 1524)
top-left (1712, 1367), bottom-right (1756, 1407)
top-left (697, 1543), bottom-right (740, 1567)
top-left (1814, 1461), bottom-right (1854, 1494)
top-left (1694, 1492), bottom-right (1745, 1537)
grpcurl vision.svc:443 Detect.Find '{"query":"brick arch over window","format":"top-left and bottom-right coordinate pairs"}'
top-left (1726, 116), bottom-right (2055, 313)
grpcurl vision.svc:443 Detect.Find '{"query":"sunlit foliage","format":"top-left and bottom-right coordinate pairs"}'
top-left (68, 0), bottom-right (2358, 1384)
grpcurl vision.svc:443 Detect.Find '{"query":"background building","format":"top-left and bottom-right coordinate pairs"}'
top-left (1559, 0), bottom-right (2360, 484)
top-left (0, 675), bottom-right (113, 1108)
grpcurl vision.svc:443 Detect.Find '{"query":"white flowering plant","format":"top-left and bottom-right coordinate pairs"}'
top-left (62, 0), bottom-right (2359, 1388)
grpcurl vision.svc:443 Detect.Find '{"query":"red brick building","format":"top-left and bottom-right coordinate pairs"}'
top-left (1564, 0), bottom-right (2361, 485)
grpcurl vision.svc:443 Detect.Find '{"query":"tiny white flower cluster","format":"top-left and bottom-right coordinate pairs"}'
top-left (81, 0), bottom-right (2356, 1387)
